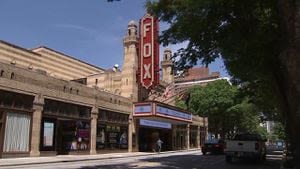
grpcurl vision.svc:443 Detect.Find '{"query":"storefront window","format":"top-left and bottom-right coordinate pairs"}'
top-left (61, 120), bottom-right (90, 151)
top-left (3, 112), bottom-right (31, 152)
top-left (99, 110), bottom-right (128, 125)
top-left (43, 122), bottom-right (54, 147)
top-left (96, 124), bottom-right (128, 150)
top-left (96, 125), bottom-right (106, 149)
top-left (40, 118), bottom-right (56, 151)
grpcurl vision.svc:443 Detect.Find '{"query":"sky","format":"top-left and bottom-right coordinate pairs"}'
top-left (0, 0), bottom-right (228, 77)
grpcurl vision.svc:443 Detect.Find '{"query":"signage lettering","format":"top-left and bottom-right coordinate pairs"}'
top-left (143, 23), bottom-right (151, 37)
top-left (143, 64), bottom-right (151, 79)
top-left (143, 43), bottom-right (151, 57)
top-left (139, 14), bottom-right (159, 89)
top-left (156, 105), bottom-right (192, 121)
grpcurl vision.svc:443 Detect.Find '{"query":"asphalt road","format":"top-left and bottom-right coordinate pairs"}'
top-left (0, 151), bottom-right (282, 169)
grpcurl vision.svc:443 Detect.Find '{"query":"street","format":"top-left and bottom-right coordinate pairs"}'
top-left (0, 150), bottom-right (282, 169)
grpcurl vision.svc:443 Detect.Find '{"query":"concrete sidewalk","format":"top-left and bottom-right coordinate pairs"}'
top-left (0, 149), bottom-right (201, 167)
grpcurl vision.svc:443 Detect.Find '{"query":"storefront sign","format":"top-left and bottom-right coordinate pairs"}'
top-left (156, 105), bottom-right (192, 121)
top-left (139, 14), bottom-right (159, 89)
top-left (140, 119), bottom-right (171, 129)
top-left (77, 129), bottom-right (89, 138)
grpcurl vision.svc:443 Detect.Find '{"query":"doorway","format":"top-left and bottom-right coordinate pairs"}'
top-left (139, 127), bottom-right (172, 152)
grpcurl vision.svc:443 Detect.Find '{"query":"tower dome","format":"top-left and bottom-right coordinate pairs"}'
top-left (128, 20), bottom-right (137, 27)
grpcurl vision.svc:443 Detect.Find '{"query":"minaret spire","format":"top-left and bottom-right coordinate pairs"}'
top-left (120, 20), bottom-right (139, 101)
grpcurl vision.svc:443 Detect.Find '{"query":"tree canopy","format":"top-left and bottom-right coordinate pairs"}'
top-left (146, 0), bottom-right (282, 120)
top-left (147, 1), bottom-right (300, 166)
top-left (177, 80), bottom-right (265, 139)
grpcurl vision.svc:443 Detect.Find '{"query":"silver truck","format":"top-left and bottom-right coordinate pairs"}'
top-left (224, 133), bottom-right (267, 163)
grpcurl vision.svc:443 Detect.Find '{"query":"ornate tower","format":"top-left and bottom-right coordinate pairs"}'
top-left (161, 48), bottom-right (174, 84)
top-left (121, 20), bottom-right (139, 101)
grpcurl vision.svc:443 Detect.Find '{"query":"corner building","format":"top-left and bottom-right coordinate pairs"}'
top-left (0, 19), bottom-right (208, 158)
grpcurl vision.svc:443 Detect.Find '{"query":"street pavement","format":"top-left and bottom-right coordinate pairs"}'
top-left (0, 149), bottom-right (282, 169)
top-left (0, 149), bottom-right (199, 167)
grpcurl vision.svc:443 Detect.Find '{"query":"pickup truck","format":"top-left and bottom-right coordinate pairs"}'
top-left (224, 133), bottom-right (267, 162)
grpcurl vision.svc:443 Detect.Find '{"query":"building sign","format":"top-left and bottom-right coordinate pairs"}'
top-left (156, 105), bottom-right (192, 121)
top-left (140, 119), bottom-right (171, 129)
top-left (133, 102), bottom-right (192, 123)
top-left (140, 14), bottom-right (159, 89)
top-left (134, 104), bottom-right (152, 115)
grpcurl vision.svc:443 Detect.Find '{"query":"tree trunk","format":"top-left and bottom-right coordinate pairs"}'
top-left (278, 0), bottom-right (300, 167)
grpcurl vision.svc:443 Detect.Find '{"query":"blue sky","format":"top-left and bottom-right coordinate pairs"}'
top-left (0, 0), bottom-right (228, 77)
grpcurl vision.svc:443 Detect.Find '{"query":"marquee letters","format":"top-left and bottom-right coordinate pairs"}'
top-left (139, 14), bottom-right (159, 89)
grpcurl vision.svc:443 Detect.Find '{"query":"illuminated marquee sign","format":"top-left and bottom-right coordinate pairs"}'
top-left (134, 104), bottom-right (152, 115)
top-left (140, 14), bottom-right (159, 89)
top-left (140, 119), bottom-right (171, 129)
top-left (156, 105), bottom-right (192, 121)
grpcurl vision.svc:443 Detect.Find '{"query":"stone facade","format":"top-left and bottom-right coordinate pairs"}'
top-left (0, 20), bottom-right (209, 158)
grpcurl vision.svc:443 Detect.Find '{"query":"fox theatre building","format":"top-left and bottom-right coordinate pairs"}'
top-left (0, 12), bottom-right (207, 158)
top-left (127, 14), bottom-right (208, 152)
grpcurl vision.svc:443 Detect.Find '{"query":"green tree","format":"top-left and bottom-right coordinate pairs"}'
top-left (273, 122), bottom-right (286, 140)
top-left (184, 80), bottom-right (263, 138)
top-left (227, 99), bottom-right (261, 134)
top-left (175, 98), bottom-right (187, 110)
top-left (188, 80), bottom-right (237, 138)
top-left (147, 1), bottom-right (300, 166)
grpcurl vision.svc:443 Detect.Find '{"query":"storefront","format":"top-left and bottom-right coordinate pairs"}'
top-left (0, 90), bottom-right (34, 158)
top-left (131, 102), bottom-right (194, 152)
top-left (96, 109), bottom-right (129, 152)
top-left (41, 99), bottom-right (91, 155)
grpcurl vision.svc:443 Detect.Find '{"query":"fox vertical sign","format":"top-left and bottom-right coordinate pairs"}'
top-left (140, 14), bottom-right (159, 89)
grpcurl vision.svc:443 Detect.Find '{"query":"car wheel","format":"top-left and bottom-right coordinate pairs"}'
top-left (226, 155), bottom-right (232, 163)
top-left (202, 151), bottom-right (206, 155)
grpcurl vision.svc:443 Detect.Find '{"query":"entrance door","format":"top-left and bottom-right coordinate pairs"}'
top-left (57, 120), bottom-right (77, 155)
top-left (139, 127), bottom-right (172, 152)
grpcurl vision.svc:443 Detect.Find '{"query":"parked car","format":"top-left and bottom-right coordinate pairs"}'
top-left (202, 139), bottom-right (225, 155)
top-left (224, 133), bottom-right (267, 163)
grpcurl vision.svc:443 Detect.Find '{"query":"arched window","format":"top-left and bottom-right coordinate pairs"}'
top-left (10, 72), bottom-right (14, 79)
top-left (0, 70), bottom-right (4, 77)
top-left (128, 29), bottom-right (131, 36)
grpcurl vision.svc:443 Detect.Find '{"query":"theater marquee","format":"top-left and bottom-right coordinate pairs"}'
top-left (139, 14), bottom-right (159, 89)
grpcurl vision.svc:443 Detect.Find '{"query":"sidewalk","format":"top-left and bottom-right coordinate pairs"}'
top-left (0, 148), bottom-right (200, 167)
